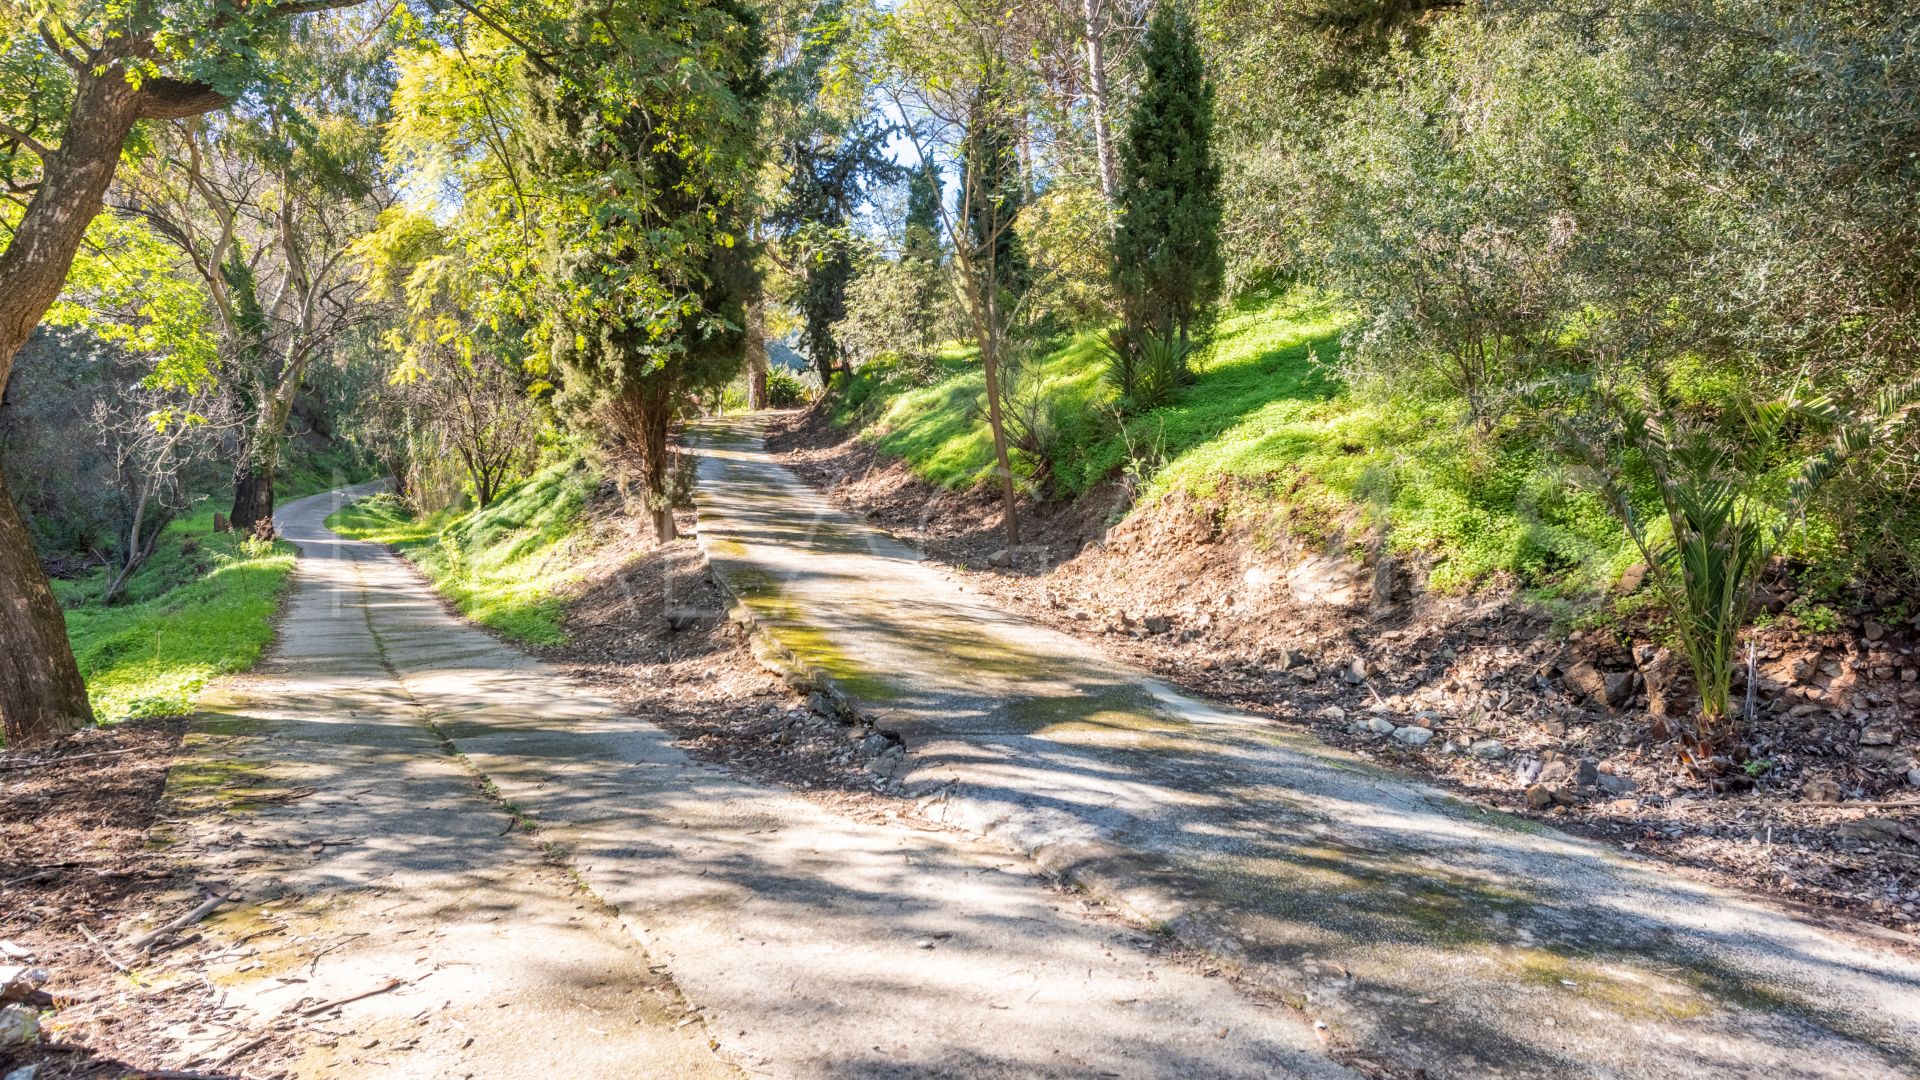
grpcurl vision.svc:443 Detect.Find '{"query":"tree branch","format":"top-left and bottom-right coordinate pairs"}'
top-left (0, 121), bottom-right (51, 161)
top-left (135, 79), bottom-right (232, 121)
top-left (36, 20), bottom-right (88, 71)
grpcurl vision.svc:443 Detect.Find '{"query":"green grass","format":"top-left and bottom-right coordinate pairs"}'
top-left (326, 458), bottom-right (597, 645)
top-left (277, 442), bottom-right (379, 502)
top-left (54, 504), bottom-right (298, 725)
top-left (829, 288), bottom-right (1638, 596)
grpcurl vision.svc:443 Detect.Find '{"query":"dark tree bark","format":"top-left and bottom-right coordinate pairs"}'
top-left (607, 383), bottom-right (678, 543)
top-left (745, 296), bottom-right (769, 411)
top-left (230, 462), bottom-right (276, 535)
top-left (0, 468), bottom-right (94, 745)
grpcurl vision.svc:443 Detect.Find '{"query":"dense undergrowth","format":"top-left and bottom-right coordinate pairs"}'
top-left (832, 290), bottom-right (1672, 596)
top-left (326, 458), bottom-right (596, 645)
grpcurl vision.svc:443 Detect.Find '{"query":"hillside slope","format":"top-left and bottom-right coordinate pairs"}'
top-left (769, 292), bottom-right (1920, 933)
top-left (825, 291), bottom-right (1644, 595)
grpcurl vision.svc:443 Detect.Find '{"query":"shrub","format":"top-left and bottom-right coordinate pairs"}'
top-left (765, 366), bottom-right (814, 408)
top-left (1099, 327), bottom-right (1194, 415)
top-left (1556, 380), bottom-right (1920, 767)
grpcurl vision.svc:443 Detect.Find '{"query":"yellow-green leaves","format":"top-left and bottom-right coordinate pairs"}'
top-left (47, 212), bottom-right (218, 392)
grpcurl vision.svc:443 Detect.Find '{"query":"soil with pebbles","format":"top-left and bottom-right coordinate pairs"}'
top-left (766, 405), bottom-right (1920, 938)
top-left (528, 490), bottom-right (928, 828)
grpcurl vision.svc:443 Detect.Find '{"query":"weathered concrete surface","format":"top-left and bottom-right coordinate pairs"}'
top-left (166, 483), bottom-right (733, 1080)
top-left (166, 483), bottom-right (1353, 1079)
top-left (690, 413), bottom-right (1920, 1080)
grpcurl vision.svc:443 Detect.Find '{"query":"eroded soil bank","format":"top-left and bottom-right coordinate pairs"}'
top-left (766, 406), bottom-right (1920, 936)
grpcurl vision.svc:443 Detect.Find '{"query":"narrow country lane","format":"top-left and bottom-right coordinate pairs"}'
top-left (690, 414), bottom-right (1920, 1080)
top-left (163, 483), bottom-right (1354, 1079)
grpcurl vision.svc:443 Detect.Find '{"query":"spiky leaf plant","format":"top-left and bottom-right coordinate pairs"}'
top-left (1557, 380), bottom-right (1920, 761)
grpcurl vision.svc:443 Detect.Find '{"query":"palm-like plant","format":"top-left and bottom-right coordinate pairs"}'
top-left (1099, 327), bottom-right (1193, 415)
top-left (1558, 380), bottom-right (1919, 761)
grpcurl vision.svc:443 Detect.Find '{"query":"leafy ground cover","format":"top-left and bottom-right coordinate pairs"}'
top-left (326, 458), bottom-right (597, 645)
top-left (828, 290), bottom-right (1637, 595)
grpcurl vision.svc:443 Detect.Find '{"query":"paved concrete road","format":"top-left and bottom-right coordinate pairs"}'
top-left (168, 483), bottom-right (1352, 1079)
top-left (690, 414), bottom-right (1920, 1080)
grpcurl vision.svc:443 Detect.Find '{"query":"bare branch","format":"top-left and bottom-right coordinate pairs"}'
top-left (36, 20), bottom-right (88, 71)
top-left (0, 121), bottom-right (51, 161)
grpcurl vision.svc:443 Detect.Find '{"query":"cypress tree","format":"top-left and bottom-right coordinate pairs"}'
top-left (902, 162), bottom-right (944, 352)
top-left (903, 163), bottom-right (942, 265)
top-left (963, 100), bottom-right (1029, 302)
top-left (1112, 3), bottom-right (1223, 352)
top-left (525, 0), bottom-right (766, 541)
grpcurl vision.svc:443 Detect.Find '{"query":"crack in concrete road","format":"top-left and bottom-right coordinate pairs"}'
top-left (689, 413), bottom-right (1920, 1080)
top-left (163, 481), bottom-right (1352, 1078)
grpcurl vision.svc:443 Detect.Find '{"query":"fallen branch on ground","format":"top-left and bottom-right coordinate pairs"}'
top-left (127, 890), bottom-right (231, 953)
top-left (207, 1033), bottom-right (272, 1068)
top-left (298, 976), bottom-right (410, 1016)
top-left (0, 748), bottom-right (142, 771)
top-left (77, 925), bottom-right (133, 973)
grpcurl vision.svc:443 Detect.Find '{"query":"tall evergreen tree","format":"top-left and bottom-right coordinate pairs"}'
top-left (903, 162), bottom-right (943, 265)
top-left (963, 101), bottom-right (1029, 301)
top-left (1112, 3), bottom-right (1223, 352)
top-left (523, 0), bottom-right (767, 542)
top-left (772, 0), bottom-right (898, 384)
top-left (901, 162), bottom-right (945, 351)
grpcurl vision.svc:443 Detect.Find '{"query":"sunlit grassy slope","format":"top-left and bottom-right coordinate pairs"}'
top-left (829, 290), bottom-right (1635, 594)
top-left (327, 458), bottom-right (596, 645)
top-left (35, 444), bottom-right (377, 733)
top-left (55, 505), bottom-right (298, 724)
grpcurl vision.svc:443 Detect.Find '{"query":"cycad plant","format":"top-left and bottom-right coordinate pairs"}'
top-left (1557, 380), bottom-right (1919, 763)
top-left (1099, 327), bottom-right (1193, 414)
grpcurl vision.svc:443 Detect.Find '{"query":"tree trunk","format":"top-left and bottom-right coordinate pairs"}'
top-left (643, 402), bottom-right (677, 543)
top-left (979, 331), bottom-right (1021, 548)
top-left (1081, 0), bottom-right (1117, 202)
top-left (745, 296), bottom-right (769, 410)
top-left (0, 466), bottom-right (94, 746)
top-left (0, 56), bottom-right (154, 745)
top-left (230, 462), bottom-right (276, 535)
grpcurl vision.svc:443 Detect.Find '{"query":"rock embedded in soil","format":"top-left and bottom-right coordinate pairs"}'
top-left (1574, 757), bottom-right (1601, 789)
top-left (0, 1003), bottom-right (37, 1047)
top-left (1563, 661), bottom-right (1608, 704)
top-left (1834, 818), bottom-right (1903, 845)
top-left (0, 966), bottom-right (47, 1004)
top-left (1602, 671), bottom-right (1635, 706)
top-left (1597, 772), bottom-right (1639, 796)
top-left (1525, 783), bottom-right (1555, 809)
top-left (1804, 777), bottom-right (1846, 804)
top-left (1392, 726), bottom-right (1434, 747)
top-left (1470, 738), bottom-right (1509, 760)
top-left (1366, 716), bottom-right (1396, 735)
